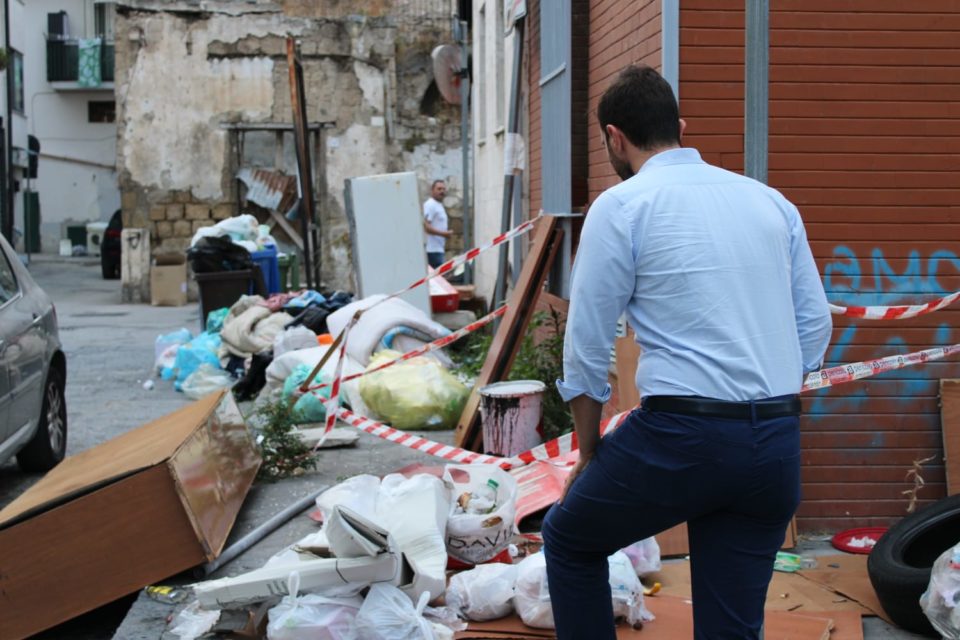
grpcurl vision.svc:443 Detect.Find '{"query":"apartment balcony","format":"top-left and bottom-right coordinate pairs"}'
top-left (46, 39), bottom-right (115, 91)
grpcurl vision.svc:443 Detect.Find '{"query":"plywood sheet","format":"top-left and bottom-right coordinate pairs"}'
top-left (344, 171), bottom-right (431, 315)
top-left (941, 379), bottom-right (960, 495)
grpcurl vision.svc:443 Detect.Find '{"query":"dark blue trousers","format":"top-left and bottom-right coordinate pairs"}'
top-left (542, 405), bottom-right (801, 639)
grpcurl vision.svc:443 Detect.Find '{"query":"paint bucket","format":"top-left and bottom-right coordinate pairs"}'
top-left (478, 380), bottom-right (546, 457)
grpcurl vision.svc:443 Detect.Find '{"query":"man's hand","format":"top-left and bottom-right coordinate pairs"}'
top-left (559, 450), bottom-right (594, 505)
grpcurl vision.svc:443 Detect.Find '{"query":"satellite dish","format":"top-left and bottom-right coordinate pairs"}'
top-left (432, 44), bottom-right (464, 105)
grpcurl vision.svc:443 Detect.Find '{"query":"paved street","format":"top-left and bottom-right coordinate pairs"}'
top-left (0, 256), bottom-right (929, 640)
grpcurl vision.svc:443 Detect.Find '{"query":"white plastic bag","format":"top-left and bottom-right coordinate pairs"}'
top-left (443, 465), bottom-right (518, 565)
top-left (169, 600), bottom-right (221, 640)
top-left (446, 563), bottom-right (518, 621)
top-left (608, 551), bottom-right (655, 626)
top-left (155, 328), bottom-right (193, 376)
top-left (621, 537), bottom-right (662, 577)
top-left (181, 363), bottom-right (233, 399)
top-left (266, 572), bottom-right (362, 640)
top-left (274, 326), bottom-right (319, 358)
top-left (315, 475), bottom-right (381, 524)
top-left (513, 552), bottom-right (554, 628)
top-left (920, 543), bottom-right (960, 638)
top-left (512, 551), bottom-right (655, 630)
top-left (354, 584), bottom-right (435, 640)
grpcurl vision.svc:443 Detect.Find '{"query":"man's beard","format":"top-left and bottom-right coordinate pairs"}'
top-left (610, 152), bottom-right (635, 181)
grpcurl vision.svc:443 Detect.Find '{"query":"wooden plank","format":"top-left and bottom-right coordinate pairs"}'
top-left (454, 217), bottom-right (561, 450)
top-left (941, 379), bottom-right (960, 494)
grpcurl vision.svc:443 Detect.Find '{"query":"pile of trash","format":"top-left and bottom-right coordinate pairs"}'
top-left (153, 290), bottom-right (471, 435)
top-left (170, 466), bottom-right (660, 639)
top-left (189, 214), bottom-right (278, 255)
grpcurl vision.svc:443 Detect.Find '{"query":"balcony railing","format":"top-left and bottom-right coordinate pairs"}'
top-left (46, 39), bottom-right (115, 85)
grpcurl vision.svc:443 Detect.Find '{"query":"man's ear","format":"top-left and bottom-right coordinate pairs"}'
top-left (605, 124), bottom-right (624, 152)
top-left (679, 118), bottom-right (687, 141)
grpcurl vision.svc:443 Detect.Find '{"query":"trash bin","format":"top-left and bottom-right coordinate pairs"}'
top-left (195, 266), bottom-right (268, 330)
top-left (250, 245), bottom-right (281, 294)
top-left (277, 253), bottom-right (300, 292)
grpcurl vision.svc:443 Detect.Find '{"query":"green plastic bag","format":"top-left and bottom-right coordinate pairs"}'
top-left (281, 364), bottom-right (332, 423)
top-left (359, 350), bottom-right (468, 430)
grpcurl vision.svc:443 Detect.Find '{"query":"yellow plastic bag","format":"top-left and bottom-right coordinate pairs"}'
top-left (359, 350), bottom-right (468, 430)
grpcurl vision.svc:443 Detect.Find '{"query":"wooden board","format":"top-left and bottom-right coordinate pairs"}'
top-left (941, 379), bottom-right (960, 495)
top-left (454, 217), bottom-right (562, 450)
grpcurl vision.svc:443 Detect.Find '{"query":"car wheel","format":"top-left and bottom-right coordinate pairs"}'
top-left (102, 259), bottom-right (119, 280)
top-left (16, 367), bottom-right (68, 472)
top-left (867, 494), bottom-right (960, 636)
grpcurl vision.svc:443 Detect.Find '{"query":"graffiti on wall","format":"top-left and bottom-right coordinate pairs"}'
top-left (810, 246), bottom-right (960, 420)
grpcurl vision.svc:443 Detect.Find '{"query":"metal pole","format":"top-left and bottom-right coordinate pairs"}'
top-left (2, 0), bottom-right (13, 243)
top-left (493, 17), bottom-right (525, 310)
top-left (195, 486), bottom-right (329, 578)
top-left (457, 19), bottom-right (473, 284)
top-left (744, 0), bottom-right (769, 184)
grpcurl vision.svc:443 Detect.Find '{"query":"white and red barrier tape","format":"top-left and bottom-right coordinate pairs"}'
top-left (326, 341), bottom-right (960, 469)
top-left (830, 290), bottom-right (960, 320)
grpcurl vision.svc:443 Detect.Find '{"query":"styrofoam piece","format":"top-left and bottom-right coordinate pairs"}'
top-left (326, 505), bottom-right (392, 558)
top-left (192, 553), bottom-right (401, 610)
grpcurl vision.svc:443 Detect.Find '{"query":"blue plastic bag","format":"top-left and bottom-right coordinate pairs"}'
top-left (205, 307), bottom-right (230, 334)
top-left (281, 364), bottom-right (332, 423)
top-left (155, 328), bottom-right (193, 379)
top-left (173, 332), bottom-right (222, 390)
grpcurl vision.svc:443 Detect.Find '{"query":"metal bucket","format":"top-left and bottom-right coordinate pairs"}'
top-left (478, 380), bottom-right (546, 457)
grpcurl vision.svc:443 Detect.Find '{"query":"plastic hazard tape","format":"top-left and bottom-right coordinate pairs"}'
top-left (331, 342), bottom-right (960, 468)
top-left (829, 290), bottom-right (960, 320)
top-left (802, 343), bottom-right (960, 392)
top-left (304, 305), bottom-right (508, 394)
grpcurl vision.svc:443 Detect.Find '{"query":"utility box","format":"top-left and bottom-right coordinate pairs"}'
top-left (150, 252), bottom-right (188, 307)
top-left (0, 392), bottom-right (261, 640)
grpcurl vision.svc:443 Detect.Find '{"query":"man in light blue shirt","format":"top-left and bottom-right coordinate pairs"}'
top-left (541, 66), bottom-right (832, 639)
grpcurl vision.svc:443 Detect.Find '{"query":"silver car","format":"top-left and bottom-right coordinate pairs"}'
top-left (0, 233), bottom-right (67, 471)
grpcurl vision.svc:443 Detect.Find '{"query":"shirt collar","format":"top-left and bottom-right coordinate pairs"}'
top-left (639, 147), bottom-right (703, 172)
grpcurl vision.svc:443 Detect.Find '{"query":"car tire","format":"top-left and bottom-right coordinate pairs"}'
top-left (16, 367), bottom-right (68, 472)
top-left (867, 494), bottom-right (960, 637)
top-left (101, 259), bottom-right (119, 280)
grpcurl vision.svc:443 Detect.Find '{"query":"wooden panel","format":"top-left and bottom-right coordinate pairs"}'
top-left (942, 379), bottom-right (960, 494)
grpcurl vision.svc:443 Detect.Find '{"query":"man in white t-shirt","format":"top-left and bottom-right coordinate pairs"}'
top-left (423, 179), bottom-right (452, 268)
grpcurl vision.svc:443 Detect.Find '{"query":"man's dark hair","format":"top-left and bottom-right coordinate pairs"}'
top-left (597, 65), bottom-right (680, 150)
top-left (431, 179), bottom-right (445, 188)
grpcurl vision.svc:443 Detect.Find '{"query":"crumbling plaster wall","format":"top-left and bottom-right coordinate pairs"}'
top-left (115, 0), bottom-right (461, 292)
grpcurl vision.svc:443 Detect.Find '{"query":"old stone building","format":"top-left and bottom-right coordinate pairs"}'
top-left (114, 0), bottom-right (462, 296)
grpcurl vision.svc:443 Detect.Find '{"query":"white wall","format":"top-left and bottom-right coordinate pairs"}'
top-left (22, 0), bottom-right (119, 253)
top-left (472, 1), bottom-right (523, 304)
top-left (4, 0), bottom-right (30, 246)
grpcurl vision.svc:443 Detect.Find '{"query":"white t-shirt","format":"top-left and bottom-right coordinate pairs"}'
top-left (423, 197), bottom-right (448, 253)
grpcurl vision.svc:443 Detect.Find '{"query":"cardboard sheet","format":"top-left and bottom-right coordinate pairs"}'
top-left (652, 559), bottom-right (877, 618)
top-left (457, 598), bottom-right (851, 639)
top-left (797, 555), bottom-right (890, 624)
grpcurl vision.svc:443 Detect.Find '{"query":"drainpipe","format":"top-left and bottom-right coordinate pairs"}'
top-left (2, 0), bottom-right (11, 242)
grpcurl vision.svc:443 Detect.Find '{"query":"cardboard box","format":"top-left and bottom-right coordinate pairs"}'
top-left (0, 392), bottom-right (261, 640)
top-left (151, 252), bottom-right (188, 306)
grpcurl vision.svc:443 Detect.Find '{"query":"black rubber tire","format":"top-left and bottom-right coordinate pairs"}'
top-left (16, 367), bottom-right (68, 472)
top-left (867, 493), bottom-right (960, 636)
top-left (101, 259), bottom-right (119, 280)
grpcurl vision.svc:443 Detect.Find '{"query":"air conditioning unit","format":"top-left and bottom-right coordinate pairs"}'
top-left (47, 11), bottom-right (70, 41)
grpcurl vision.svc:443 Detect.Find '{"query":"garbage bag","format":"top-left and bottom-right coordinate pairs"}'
top-left (155, 328), bottom-right (192, 378)
top-left (186, 235), bottom-right (253, 273)
top-left (445, 563), bottom-right (518, 621)
top-left (182, 363), bottom-right (234, 400)
top-left (281, 363), bottom-right (332, 423)
top-left (920, 543), bottom-right (960, 638)
top-left (266, 572), bottom-right (362, 640)
top-left (354, 584), bottom-right (435, 640)
top-left (513, 551), bottom-right (654, 630)
top-left (190, 213), bottom-right (260, 247)
top-left (359, 351), bottom-right (468, 430)
top-left (274, 326), bottom-right (318, 358)
top-left (315, 475), bottom-right (381, 524)
top-left (205, 307), bottom-right (230, 334)
top-left (169, 600), bottom-right (220, 640)
top-left (444, 465), bottom-right (518, 565)
top-left (172, 332), bottom-right (222, 389)
top-left (621, 537), bottom-right (662, 577)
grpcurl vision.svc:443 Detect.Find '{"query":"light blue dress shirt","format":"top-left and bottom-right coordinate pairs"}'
top-left (557, 148), bottom-right (833, 404)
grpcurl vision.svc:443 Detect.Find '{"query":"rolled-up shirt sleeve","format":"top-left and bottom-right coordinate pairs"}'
top-left (557, 193), bottom-right (638, 403)
top-left (787, 205), bottom-right (833, 373)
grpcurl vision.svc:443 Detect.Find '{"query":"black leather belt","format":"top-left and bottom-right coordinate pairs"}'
top-left (642, 395), bottom-right (801, 420)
